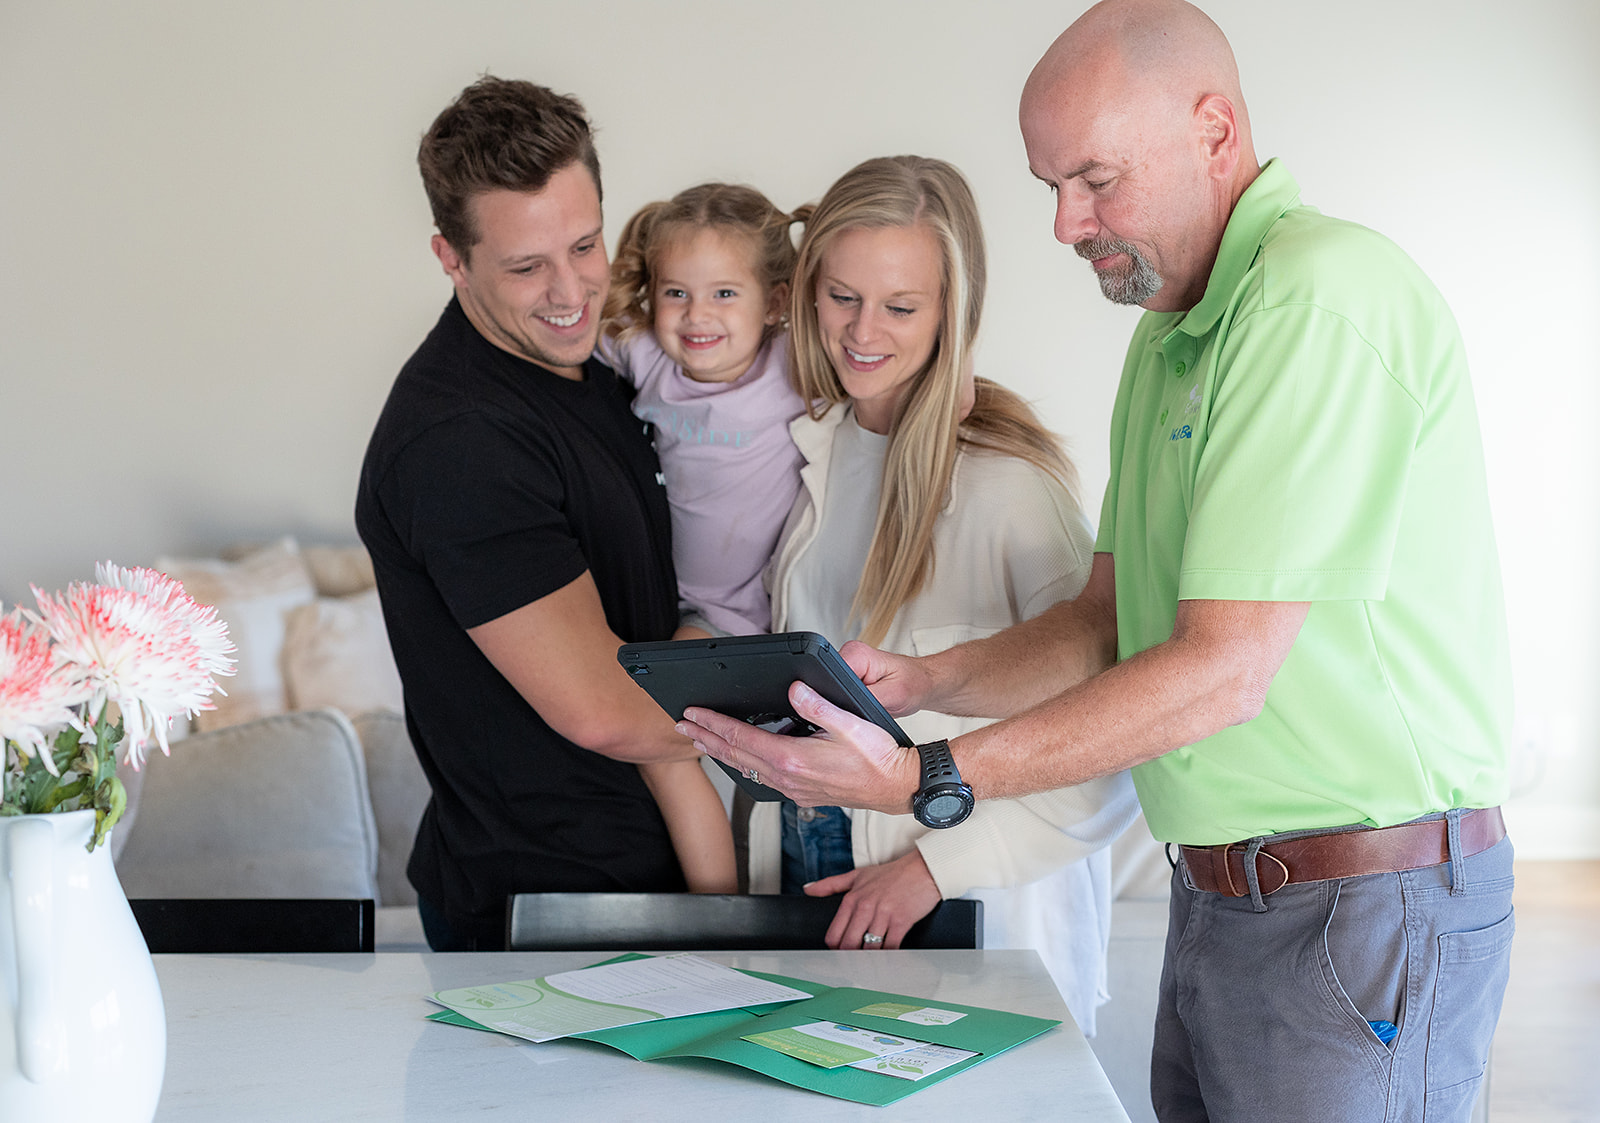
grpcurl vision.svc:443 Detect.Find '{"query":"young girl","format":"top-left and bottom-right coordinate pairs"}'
top-left (600, 183), bottom-right (807, 893)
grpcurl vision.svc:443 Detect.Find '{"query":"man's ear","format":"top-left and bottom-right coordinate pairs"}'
top-left (432, 233), bottom-right (469, 285)
top-left (765, 280), bottom-right (790, 325)
top-left (1195, 93), bottom-right (1241, 181)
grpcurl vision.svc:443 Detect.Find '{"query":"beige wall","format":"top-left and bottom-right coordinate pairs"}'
top-left (2, 0), bottom-right (1596, 854)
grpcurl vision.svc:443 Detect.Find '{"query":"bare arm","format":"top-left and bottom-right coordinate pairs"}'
top-left (637, 760), bottom-right (737, 894)
top-left (854, 552), bottom-right (1120, 720)
top-left (955, 595), bottom-right (1308, 800)
top-left (469, 570), bottom-right (697, 765)
top-left (680, 594), bottom-right (1308, 812)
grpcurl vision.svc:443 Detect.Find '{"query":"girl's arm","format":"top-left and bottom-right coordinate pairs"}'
top-left (637, 758), bottom-right (738, 894)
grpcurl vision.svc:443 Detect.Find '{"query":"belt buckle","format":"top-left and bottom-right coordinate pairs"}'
top-left (1214, 842), bottom-right (1290, 897)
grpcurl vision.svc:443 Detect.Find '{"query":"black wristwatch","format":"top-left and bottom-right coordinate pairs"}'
top-left (911, 739), bottom-right (975, 829)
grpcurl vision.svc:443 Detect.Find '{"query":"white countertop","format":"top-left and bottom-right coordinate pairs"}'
top-left (152, 948), bottom-right (1130, 1121)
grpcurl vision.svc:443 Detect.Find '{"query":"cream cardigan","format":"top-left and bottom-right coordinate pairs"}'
top-left (752, 404), bottom-right (1140, 1030)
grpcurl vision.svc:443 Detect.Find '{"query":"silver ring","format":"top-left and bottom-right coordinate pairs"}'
top-left (862, 932), bottom-right (884, 947)
top-left (746, 769), bottom-right (760, 785)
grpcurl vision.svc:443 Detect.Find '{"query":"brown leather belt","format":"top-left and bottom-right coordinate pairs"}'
top-left (1179, 807), bottom-right (1506, 897)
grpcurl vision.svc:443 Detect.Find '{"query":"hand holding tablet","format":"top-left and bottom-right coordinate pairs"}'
top-left (617, 632), bottom-right (914, 802)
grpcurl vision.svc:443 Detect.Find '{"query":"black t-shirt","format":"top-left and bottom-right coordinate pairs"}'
top-left (355, 298), bottom-right (685, 931)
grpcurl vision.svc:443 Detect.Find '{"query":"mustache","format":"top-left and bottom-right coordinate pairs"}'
top-left (1075, 237), bottom-right (1137, 261)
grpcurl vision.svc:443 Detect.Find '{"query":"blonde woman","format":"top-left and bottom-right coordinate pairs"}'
top-left (746, 155), bottom-right (1139, 1032)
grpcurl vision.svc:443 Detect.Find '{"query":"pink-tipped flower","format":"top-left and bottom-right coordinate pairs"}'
top-left (30, 563), bottom-right (236, 769)
top-left (0, 607), bottom-right (93, 773)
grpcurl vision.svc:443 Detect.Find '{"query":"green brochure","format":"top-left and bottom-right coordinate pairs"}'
top-left (428, 957), bottom-right (1058, 1107)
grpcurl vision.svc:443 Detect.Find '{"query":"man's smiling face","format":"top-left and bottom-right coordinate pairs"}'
top-left (433, 162), bottom-right (609, 378)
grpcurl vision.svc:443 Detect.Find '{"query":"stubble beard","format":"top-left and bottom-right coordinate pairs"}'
top-left (1076, 237), bottom-right (1164, 306)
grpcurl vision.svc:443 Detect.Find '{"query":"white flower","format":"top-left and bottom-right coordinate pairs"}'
top-left (0, 607), bottom-right (92, 774)
top-left (30, 563), bottom-right (236, 769)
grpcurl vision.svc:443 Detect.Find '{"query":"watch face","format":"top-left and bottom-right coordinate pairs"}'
top-left (915, 783), bottom-right (974, 828)
top-left (924, 793), bottom-right (966, 820)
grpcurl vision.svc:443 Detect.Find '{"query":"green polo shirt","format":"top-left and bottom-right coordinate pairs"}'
top-left (1096, 160), bottom-right (1511, 844)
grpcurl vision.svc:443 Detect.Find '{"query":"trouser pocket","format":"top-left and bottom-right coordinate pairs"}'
top-left (1424, 906), bottom-right (1515, 1119)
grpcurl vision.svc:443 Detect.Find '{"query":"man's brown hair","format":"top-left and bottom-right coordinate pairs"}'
top-left (418, 76), bottom-right (602, 259)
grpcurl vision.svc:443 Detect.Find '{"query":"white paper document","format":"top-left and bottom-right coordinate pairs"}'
top-left (429, 953), bottom-right (813, 1043)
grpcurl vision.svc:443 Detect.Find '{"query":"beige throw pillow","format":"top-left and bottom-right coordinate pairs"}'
top-left (302, 544), bottom-right (377, 597)
top-left (283, 589), bottom-right (403, 715)
top-left (157, 537), bottom-right (315, 732)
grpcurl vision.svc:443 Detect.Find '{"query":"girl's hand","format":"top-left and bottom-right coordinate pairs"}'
top-left (806, 850), bottom-right (943, 950)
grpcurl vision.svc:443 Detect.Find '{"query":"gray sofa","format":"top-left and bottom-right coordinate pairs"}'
top-left (113, 707), bottom-right (432, 950)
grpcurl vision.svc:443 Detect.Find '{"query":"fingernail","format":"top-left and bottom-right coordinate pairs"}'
top-left (793, 682), bottom-right (816, 704)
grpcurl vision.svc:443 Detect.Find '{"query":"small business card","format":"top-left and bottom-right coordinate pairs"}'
top-left (743, 1021), bottom-right (921, 1069)
top-left (852, 1001), bottom-right (968, 1026)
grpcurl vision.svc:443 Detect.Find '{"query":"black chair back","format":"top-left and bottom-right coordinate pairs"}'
top-left (129, 898), bottom-right (375, 953)
top-left (505, 893), bottom-right (981, 951)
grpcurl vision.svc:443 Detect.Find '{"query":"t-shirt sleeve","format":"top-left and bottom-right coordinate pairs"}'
top-left (593, 333), bottom-right (630, 383)
top-left (1179, 304), bottom-right (1423, 602)
top-left (378, 410), bottom-right (588, 630)
top-left (595, 329), bottom-right (664, 390)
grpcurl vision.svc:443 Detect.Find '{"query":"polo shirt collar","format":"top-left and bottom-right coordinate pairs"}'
top-left (1170, 158), bottom-right (1301, 342)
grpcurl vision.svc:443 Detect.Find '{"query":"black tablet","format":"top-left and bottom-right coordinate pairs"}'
top-left (617, 631), bottom-right (914, 802)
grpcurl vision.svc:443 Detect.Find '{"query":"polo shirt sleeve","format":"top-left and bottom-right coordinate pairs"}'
top-left (380, 410), bottom-right (589, 630)
top-left (1178, 304), bottom-right (1424, 602)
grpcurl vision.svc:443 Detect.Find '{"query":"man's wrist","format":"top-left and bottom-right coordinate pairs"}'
top-left (910, 739), bottom-right (976, 829)
top-left (914, 647), bottom-right (963, 714)
top-left (895, 744), bottom-right (921, 815)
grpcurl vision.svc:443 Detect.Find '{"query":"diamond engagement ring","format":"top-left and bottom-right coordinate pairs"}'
top-left (745, 768), bottom-right (759, 785)
top-left (862, 933), bottom-right (884, 946)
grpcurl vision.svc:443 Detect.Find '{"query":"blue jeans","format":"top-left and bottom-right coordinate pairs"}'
top-left (779, 801), bottom-right (854, 894)
top-left (1152, 811), bottom-right (1515, 1122)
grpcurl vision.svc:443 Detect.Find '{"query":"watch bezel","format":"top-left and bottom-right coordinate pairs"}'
top-left (912, 781), bottom-right (975, 828)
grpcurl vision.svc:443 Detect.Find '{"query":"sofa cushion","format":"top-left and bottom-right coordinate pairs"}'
top-left (114, 708), bottom-right (379, 900)
top-left (282, 589), bottom-right (403, 715)
top-left (156, 537), bottom-right (316, 731)
top-left (302, 544), bottom-right (376, 597)
top-left (349, 709), bottom-right (431, 908)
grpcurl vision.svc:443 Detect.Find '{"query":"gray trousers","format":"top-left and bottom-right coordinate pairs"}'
top-left (1152, 814), bottom-right (1514, 1122)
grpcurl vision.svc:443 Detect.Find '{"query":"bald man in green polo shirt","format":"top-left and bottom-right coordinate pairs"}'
top-left (680, 2), bottom-right (1513, 1118)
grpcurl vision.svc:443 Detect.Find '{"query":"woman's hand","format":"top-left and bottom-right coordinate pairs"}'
top-left (680, 681), bottom-right (919, 813)
top-left (805, 850), bottom-right (943, 950)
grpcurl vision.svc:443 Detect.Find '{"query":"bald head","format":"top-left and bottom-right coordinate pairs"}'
top-left (1025, 0), bottom-right (1247, 125)
top-left (1020, 0), bottom-right (1259, 311)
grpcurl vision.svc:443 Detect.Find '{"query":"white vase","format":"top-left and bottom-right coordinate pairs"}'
top-left (1, 808), bottom-right (166, 1122)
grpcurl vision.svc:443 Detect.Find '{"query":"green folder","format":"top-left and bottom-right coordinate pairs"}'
top-left (428, 961), bottom-right (1058, 1106)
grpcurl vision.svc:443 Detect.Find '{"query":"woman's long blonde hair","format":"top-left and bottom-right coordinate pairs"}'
top-left (789, 156), bottom-right (1079, 646)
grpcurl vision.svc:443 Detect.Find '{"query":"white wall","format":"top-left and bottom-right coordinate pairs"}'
top-left (2, 0), bottom-right (1595, 855)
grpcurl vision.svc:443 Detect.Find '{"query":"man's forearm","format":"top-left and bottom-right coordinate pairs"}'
top-left (955, 598), bottom-right (1308, 801)
top-left (924, 593), bottom-right (1118, 719)
top-left (468, 572), bottom-right (701, 766)
top-left (912, 552), bottom-right (1119, 720)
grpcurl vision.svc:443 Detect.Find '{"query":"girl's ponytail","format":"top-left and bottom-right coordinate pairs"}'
top-left (602, 199), bottom-right (664, 339)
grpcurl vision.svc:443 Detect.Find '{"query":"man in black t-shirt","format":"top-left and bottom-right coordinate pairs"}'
top-left (355, 78), bottom-right (692, 949)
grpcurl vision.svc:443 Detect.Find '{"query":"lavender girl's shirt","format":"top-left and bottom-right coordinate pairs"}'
top-left (600, 330), bottom-right (806, 635)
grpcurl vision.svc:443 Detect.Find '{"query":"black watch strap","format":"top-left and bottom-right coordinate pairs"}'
top-left (917, 739), bottom-right (963, 788)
